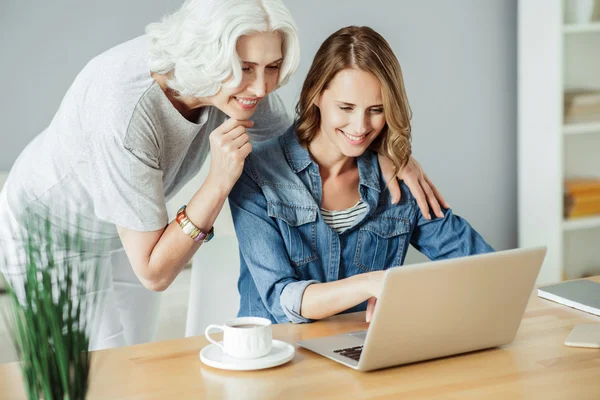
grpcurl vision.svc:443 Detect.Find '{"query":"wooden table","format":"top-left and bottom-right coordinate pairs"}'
top-left (1, 278), bottom-right (599, 399)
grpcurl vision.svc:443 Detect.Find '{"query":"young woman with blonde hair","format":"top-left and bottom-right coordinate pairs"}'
top-left (230, 26), bottom-right (493, 324)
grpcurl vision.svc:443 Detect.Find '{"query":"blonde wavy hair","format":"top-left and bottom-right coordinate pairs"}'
top-left (296, 26), bottom-right (412, 173)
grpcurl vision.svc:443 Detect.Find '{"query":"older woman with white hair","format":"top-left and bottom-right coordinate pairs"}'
top-left (0, 0), bottom-right (447, 350)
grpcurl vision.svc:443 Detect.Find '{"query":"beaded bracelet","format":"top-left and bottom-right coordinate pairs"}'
top-left (176, 205), bottom-right (214, 243)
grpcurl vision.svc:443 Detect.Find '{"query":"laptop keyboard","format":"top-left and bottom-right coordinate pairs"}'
top-left (333, 345), bottom-right (363, 361)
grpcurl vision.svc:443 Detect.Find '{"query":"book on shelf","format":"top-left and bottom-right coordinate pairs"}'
top-left (565, 197), bottom-right (600, 218)
top-left (564, 178), bottom-right (600, 218)
top-left (564, 178), bottom-right (600, 196)
top-left (564, 90), bottom-right (600, 125)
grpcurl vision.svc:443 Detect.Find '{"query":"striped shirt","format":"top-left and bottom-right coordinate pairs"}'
top-left (321, 200), bottom-right (368, 233)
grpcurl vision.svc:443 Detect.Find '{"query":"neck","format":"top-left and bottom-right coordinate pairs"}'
top-left (308, 131), bottom-right (357, 178)
top-left (151, 72), bottom-right (210, 121)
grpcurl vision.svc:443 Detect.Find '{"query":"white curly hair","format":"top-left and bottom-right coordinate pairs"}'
top-left (146, 0), bottom-right (300, 97)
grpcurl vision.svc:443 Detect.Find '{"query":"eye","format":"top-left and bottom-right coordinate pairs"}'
top-left (242, 67), bottom-right (252, 72)
top-left (339, 106), bottom-right (353, 111)
top-left (370, 108), bottom-right (384, 114)
top-left (267, 65), bottom-right (280, 70)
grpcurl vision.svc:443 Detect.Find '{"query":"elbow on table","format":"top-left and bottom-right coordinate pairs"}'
top-left (296, 310), bottom-right (325, 322)
top-left (283, 303), bottom-right (319, 323)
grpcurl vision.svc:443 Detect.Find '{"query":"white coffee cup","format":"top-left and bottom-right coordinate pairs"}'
top-left (205, 317), bottom-right (273, 359)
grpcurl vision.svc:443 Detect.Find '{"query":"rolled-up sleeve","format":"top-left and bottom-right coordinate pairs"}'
top-left (229, 164), bottom-right (318, 324)
top-left (280, 280), bottom-right (319, 323)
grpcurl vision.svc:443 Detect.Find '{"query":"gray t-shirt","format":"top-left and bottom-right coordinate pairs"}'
top-left (2, 35), bottom-right (291, 242)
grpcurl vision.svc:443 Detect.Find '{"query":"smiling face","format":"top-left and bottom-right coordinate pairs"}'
top-left (297, 26), bottom-right (412, 175)
top-left (209, 31), bottom-right (283, 120)
top-left (313, 68), bottom-right (387, 159)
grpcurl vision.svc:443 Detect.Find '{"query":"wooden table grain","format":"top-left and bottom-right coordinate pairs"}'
top-left (1, 277), bottom-right (599, 399)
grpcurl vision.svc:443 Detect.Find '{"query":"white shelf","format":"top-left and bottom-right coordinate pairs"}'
top-left (563, 121), bottom-right (600, 135)
top-left (563, 22), bottom-right (600, 34)
top-left (563, 215), bottom-right (600, 231)
top-left (520, 0), bottom-right (600, 282)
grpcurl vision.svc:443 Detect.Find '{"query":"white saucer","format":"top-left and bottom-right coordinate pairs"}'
top-left (200, 339), bottom-right (295, 371)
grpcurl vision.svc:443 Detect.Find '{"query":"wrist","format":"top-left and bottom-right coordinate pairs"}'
top-left (175, 205), bottom-right (215, 243)
top-left (365, 271), bottom-right (384, 298)
top-left (204, 172), bottom-right (235, 198)
top-left (351, 273), bottom-right (374, 299)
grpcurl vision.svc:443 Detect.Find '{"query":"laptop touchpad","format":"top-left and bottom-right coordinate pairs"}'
top-left (349, 331), bottom-right (368, 340)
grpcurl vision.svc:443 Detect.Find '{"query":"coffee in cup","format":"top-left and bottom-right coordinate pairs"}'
top-left (233, 324), bottom-right (262, 329)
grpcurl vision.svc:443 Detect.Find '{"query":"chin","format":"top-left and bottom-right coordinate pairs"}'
top-left (223, 103), bottom-right (258, 120)
top-left (339, 140), bottom-right (372, 158)
top-left (343, 149), bottom-right (368, 158)
top-left (222, 108), bottom-right (254, 120)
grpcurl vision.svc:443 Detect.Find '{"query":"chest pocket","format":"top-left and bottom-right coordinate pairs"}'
top-left (267, 202), bottom-right (318, 267)
top-left (354, 211), bottom-right (411, 272)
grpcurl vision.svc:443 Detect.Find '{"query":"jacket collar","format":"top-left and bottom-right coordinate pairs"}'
top-left (283, 125), bottom-right (312, 173)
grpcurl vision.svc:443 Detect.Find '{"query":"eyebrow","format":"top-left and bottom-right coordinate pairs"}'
top-left (241, 58), bottom-right (283, 66)
top-left (336, 101), bottom-right (384, 108)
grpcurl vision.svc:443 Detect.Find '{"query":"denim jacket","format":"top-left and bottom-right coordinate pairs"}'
top-left (229, 125), bottom-right (494, 324)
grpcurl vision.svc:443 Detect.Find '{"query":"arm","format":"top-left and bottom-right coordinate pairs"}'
top-left (117, 172), bottom-right (232, 291)
top-left (300, 272), bottom-right (383, 320)
top-left (229, 166), bottom-right (382, 323)
top-left (115, 119), bottom-right (254, 291)
top-left (410, 205), bottom-right (494, 260)
top-left (293, 208), bottom-right (492, 322)
top-left (126, 93), bottom-right (289, 291)
top-left (365, 199), bottom-right (493, 323)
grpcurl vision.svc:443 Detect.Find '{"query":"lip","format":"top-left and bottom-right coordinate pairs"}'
top-left (233, 96), bottom-right (262, 110)
top-left (337, 129), bottom-right (369, 146)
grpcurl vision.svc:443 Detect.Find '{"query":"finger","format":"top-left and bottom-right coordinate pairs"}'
top-left (388, 177), bottom-right (401, 205)
top-left (366, 297), bottom-right (374, 322)
top-left (405, 176), bottom-right (431, 220)
top-left (366, 297), bottom-right (377, 323)
top-left (237, 142), bottom-right (253, 159)
top-left (225, 125), bottom-right (248, 140)
top-left (378, 154), bottom-right (401, 204)
top-left (425, 176), bottom-right (450, 209)
top-left (232, 132), bottom-right (250, 149)
top-left (421, 178), bottom-right (444, 219)
top-left (217, 118), bottom-right (254, 135)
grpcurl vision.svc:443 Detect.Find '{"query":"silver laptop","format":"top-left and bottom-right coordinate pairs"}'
top-left (297, 247), bottom-right (547, 372)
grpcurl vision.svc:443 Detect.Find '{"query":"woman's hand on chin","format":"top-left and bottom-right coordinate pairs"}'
top-left (207, 118), bottom-right (255, 193)
top-left (378, 154), bottom-right (449, 220)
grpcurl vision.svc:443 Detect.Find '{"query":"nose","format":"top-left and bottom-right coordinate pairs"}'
top-left (248, 71), bottom-right (267, 98)
top-left (353, 114), bottom-right (369, 135)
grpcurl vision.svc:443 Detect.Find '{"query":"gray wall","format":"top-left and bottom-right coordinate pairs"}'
top-left (0, 0), bottom-right (517, 253)
top-left (0, 0), bottom-right (181, 170)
